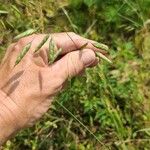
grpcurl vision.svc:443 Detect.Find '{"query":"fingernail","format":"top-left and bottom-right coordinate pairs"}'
top-left (81, 50), bottom-right (95, 67)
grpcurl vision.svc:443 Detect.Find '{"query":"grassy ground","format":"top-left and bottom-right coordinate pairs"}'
top-left (0, 0), bottom-right (150, 149)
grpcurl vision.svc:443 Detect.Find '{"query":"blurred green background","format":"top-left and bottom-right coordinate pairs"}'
top-left (0, 0), bottom-right (150, 149)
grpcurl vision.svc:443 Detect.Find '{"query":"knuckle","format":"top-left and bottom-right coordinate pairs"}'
top-left (69, 32), bottom-right (76, 36)
top-left (17, 38), bottom-right (27, 46)
top-left (7, 43), bottom-right (16, 52)
top-left (56, 77), bottom-right (65, 87)
top-left (69, 32), bottom-right (81, 42)
top-left (17, 34), bottom-right (36, 46)
top-left (13, 43), bottom-right (21, 52)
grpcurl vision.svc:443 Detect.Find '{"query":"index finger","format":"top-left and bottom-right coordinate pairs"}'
top-left (13, 32), bottom-right (108, 58)
top-left (51, 32), bottom-right (108, 55)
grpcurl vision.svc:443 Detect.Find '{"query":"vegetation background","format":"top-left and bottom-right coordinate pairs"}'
top-left (0, 0), bottom-right (150, 149)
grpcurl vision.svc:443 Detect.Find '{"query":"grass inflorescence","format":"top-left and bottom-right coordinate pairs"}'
top-left (96, 52), bottom-right (112, 64)
top-left (14, 29), bottom-right (38, 41)
top-left (92, 42), bottom-right (109, 52)
top-left (15, 42), bottom-right (31, 66)
top-left (2, 0), bottom-right (150, 149)
top-left (48, 38), bottom-right (62, 64)
top-left (34, 34), bottom-right (50, 53)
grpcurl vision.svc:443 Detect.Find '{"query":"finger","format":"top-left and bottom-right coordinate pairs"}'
top-left (49, 49), bottom-right (96, 81)
top-left (51, 32), bottom-right (108, 54)
top-left (13, 33), bottom-right (107, 66)
top-left (37, 49), bottom-right (97, 95)
top-left (15, 33), bottom-right (107, 55)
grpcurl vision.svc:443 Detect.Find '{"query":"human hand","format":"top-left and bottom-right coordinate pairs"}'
top-left (0, 32), bottom-right (105, 132)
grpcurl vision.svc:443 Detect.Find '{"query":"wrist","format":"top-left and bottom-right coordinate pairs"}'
top-left (0, 90), bottom-right (25, 145)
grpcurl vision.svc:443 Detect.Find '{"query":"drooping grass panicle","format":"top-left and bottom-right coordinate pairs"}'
top-left (34, 34), bottom-right (50, 53)
top-left (14, 29), bottom-right (37, 41)
top-left (15, 42), bottom-right (32, 66)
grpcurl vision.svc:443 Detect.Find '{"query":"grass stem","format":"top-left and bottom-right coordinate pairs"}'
top-left (55, 100), bottom-right (110, 149)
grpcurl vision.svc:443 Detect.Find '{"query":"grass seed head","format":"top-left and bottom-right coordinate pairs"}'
top-left (48, 38), bottom-right (55, 64)
top-left (93, 42), bottom-right (109, 51)
top-left (15, 42), bottom-right (31, 66)
top-left (96, 52), bottom-right (112, 64)
top-left (48, 38), bottom-right (62, 64)
top-left (51, 48), bottom-right (62, 63)
top-left (34, 34), bottom-right (50, 53)
top-left (14, 29), bottom-right (37, 41)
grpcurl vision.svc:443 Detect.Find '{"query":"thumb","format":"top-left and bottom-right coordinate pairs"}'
top-left (51, 49), bottom-right (96, 80)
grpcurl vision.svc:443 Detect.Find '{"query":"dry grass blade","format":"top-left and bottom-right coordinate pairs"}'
top-left (34, 34), bottom-right (50, 53)
top-left (96, 52), bottom-right (112, 64)
top-left (65, 32), bottom-right (88, 50)
top-left (65, 32), bottom-right (78, 49)
top-left (62, 7), bottom-right (77, 33)
top-left (15, 42), bottom-right (31, 66)
top-left (14, 29), bottom-right (37, 41)
top-left (92, 42), bottom-right (109, 51)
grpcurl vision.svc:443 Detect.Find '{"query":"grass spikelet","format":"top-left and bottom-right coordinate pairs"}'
top-left (51, 48), bottom-right (62, 63)
top-left (96, 52), bottom-right (112, 64)
top-left (92, 42), bottom-right (109, 51)
top-left (34, 34), bottom-right (50, 53)
top-left (14, 29), bottom-right (37, 41)
top-left (48, 38), bottom-right (62, 64)
top-left (15, 42), bottom-right (31, 66)
top-left (48, 38), bottom-right (55, 64)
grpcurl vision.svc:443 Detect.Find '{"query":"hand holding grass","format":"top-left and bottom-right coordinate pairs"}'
top-left (0, 32), bottom-right (111, 146)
